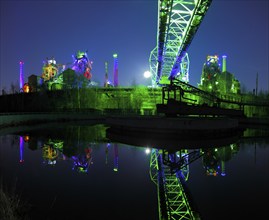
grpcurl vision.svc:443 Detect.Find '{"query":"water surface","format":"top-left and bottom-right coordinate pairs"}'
top-left (0, 122), bottom-right (268, 219)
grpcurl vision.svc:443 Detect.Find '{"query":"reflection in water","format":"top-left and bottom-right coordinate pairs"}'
top-left (16, 125), bottom-right (242, 219)
top-left (19, 135), bottom-right (112, 174)
top-left (148, 143), bottom-right (240, 219)
top-left (42, 140), bottom-right (63, 165)
top-left (19, 136), bottom-right (24, 163)
top-left (107, 125), bottom-right (268, 220)
top-left (72, 147), bottom-right (93, 173)
top-left (114, 144), bottom-right (119, 172)
top-left (202, 148), bottom-right (220, 176)
top-left (1, 123), bottom-right (268, 219)
top-left (15, 123), bottom-right (122, 175)
top-left (12, 123), bottom-right (109, 173)
top-left (105, 142), bottom-right (110, 165)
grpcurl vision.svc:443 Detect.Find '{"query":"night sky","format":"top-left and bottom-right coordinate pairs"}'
top-left (0, 0), bottom-right (268, 93)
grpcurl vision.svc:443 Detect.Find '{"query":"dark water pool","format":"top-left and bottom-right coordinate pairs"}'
top-left (0, 123), bottom-right (268, 220)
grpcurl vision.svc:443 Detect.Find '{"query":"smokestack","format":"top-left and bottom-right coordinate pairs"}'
top-left (19, 61), bottom-right (24, 91)
top-left (113, 53), bottom-right (118, 87)
top-left (222, 55), bottom-right (227, 73)
top-left (104, 61), bottom-right (108, 87)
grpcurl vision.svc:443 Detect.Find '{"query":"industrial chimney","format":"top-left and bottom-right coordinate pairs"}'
top-left (222, 55), bottom-right (227, 73)
top-left (19, 61), bottom-right (24, 91)
top-left (113, 53), bottom-right (118, 87)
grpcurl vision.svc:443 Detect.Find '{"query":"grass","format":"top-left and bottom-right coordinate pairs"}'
top-left (0, 180), bottom-right (30, 220)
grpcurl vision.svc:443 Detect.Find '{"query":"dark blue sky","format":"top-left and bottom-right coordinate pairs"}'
top-left (0, 0), bottom-right (268, 92)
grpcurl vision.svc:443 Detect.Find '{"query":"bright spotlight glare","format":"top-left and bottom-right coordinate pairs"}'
top-left (145, 148), bottom-right (151, 154)
top-left (144, 71), bottom-right (151, 78)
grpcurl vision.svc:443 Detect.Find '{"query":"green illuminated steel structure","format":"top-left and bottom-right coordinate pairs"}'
top-left (150, 149), bottom-right (202, 219)
top-left (149, 0), bottom-right (212, 86)
top-left (149, 2), bottom-right (212, 218)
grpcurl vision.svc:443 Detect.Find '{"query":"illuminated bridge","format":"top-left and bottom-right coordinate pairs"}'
top-left (149, 0), bottom-right (212, 86)
top-left (149, 0), bottom-right (212, 219)
top-left (150, 149), bottom-right (203, 220)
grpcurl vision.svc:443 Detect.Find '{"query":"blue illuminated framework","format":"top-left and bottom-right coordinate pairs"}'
top-left (150, 149), bottom-right (202, 219)
top-left (149, 0), bottom-right (212, 86)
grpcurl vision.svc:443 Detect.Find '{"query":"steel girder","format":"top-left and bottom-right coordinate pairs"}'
top-left (150, 0), bottom-right (212, 86)
top-left (150, 149), bottom-right (199, 220)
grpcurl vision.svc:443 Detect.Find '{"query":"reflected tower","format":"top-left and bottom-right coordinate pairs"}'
top-left (221, 160), bottom-right (226, 176)
top-left (19, 136), bottom-right (24, 163)
top-left (113, 144), bottom-right (119, 172)
top-left (105, 143), bottom-right (110, 165)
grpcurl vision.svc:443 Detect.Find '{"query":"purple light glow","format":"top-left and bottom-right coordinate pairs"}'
top-left (19, 61), bottom-right (24, 91)
top-left (19, 136), bottom-right (24, 163)
top-left (113, 54), bottom-right (118, 87)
